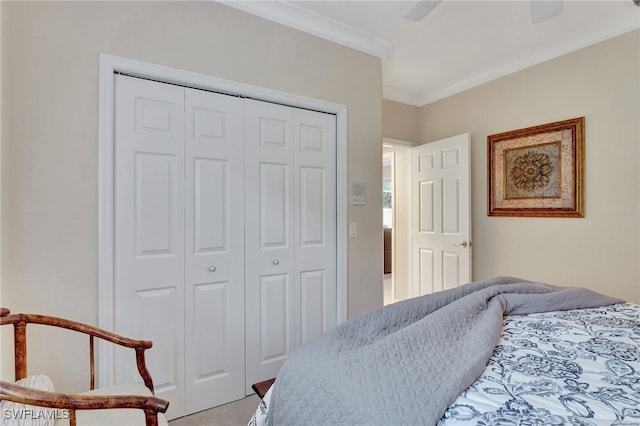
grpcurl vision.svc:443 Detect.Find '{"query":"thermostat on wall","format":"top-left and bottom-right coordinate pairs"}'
top-left (349, 178), bottom-right (366, 205)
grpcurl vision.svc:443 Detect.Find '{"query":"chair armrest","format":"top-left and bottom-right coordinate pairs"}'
top-left (1, 380), bottom-right (169, 425)
top-left (0, 312), bottom-right (152, 350)
top-left (1, 310), bottom-right (157, 393)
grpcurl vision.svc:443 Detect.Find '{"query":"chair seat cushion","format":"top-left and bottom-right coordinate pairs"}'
top-left (54, 383), bottom-right (168, 426)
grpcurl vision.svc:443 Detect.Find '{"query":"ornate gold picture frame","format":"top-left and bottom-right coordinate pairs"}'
top-left (488, 117), bottom-right (585, 217)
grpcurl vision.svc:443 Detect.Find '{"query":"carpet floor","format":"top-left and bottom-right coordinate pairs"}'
top-left (169, 395), bottom-right (260, 426)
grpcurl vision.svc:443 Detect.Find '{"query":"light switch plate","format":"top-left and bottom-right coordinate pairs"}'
top-left (349, 222), bottom-right (358, 238)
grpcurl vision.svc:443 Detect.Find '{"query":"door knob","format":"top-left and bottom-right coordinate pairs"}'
top-left (208, 266), bottom-right (216, 272)
top-left (273, 259), bottom-right (280, 265)
top-left (455, 241), bottom-right (470, 248)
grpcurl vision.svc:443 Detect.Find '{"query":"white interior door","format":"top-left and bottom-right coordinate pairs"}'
top-left (244, 100), bottom-right (337, 392)
top-left (294, 108), bottom-right (337, 346)
top-left (411, 134), bottom-right (471, 296)
top-left (244, 100), bottom-right (296, 393)
top-left (184, 88), bottom-right (246, 412)
top-left (115, 76), bottom-right (248, 418)
top-left (113, 74), bottom-right (186, 418)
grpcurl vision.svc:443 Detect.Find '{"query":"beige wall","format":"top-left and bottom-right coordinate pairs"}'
top-left (383, 99), bottom-right (420, 143)
top-left (419, 30), bottom-right (640, 302)
top-left (1, 1), bottom-right (383, 391)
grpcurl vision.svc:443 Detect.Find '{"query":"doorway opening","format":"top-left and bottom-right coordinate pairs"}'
top-left (383, 152), bottom-right (393, 305)
top-left (382, 140), bottom-right (413, 305)
top-left (382, 135), bottom-right (472, 304)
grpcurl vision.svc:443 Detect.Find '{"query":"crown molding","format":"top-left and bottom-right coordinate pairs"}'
top-left (382, 85), bottom-right (424, 107)
top-left (219, 0), bottom-right (392, 60)
top-left (219, 1), bottom-right (638, 108)
top-left (414, 12), bottom-right (640, 106)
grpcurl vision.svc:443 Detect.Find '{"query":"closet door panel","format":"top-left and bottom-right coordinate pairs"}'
top-left (299, 269), bottom-right (325, 343)
top-left (134, 287), bottom-right (181, 391)
top-left (294, 109), bottom-right (337, 346)
top-left (185, 88), bottom-right (245, 412)
top-left (245, 100), bottom-right (296, 393)
top-left (260, 163), bottom-right (289, 247)
top-left (193, 159), bottom-right (226, 250)
top-left (114, 75), bottom-right (186, 419)
top-left (259, 273), bottom-right (290, 362)
top-left (299, 166), bottom-right (325, 245)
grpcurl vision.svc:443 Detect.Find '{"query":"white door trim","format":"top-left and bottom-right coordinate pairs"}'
top-left (98, 53), bottom-right (348, 387)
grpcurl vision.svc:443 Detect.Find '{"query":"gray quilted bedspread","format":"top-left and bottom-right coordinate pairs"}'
top-left (266, 276), bottom-right (622, 426)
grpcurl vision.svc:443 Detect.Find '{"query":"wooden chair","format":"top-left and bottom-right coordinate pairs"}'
top-left (0, 307), bottom-right (169, 426)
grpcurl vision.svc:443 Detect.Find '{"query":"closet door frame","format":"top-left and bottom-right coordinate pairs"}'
top-left (97, 53), bottom-right (348, 388)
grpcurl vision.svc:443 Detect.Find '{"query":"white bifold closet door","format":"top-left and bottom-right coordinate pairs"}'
top-left (114, 75), bottom-right (246, 418)
top-left (113, 74), bottom-right (336, 419)
top-left (114, 75), bottom-right (188, 419)
top-left (183, 87), bottom-right (246, 414)
top-left (244, 100), bottom-right (337, 393)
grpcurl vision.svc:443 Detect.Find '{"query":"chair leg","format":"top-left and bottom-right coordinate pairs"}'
top-left (14, 322), bottom-right (27, 380)
top-left (145, 409), bottom-right (158, 426)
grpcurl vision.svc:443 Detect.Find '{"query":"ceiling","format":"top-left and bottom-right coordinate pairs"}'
top-left (222, 0), bottom-right (640, 106)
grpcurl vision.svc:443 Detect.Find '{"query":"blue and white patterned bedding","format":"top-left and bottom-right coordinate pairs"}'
top-left (440, 303), bottom-right (640, 425)
top-left (251, 303), bottom-right (640, 425)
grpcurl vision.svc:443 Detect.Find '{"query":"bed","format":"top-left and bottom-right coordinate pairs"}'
top-left (249, 277), bottom-right (640, 426)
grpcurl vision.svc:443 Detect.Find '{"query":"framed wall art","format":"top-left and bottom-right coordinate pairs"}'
top-left (487, 117), bottom-right (585, 217)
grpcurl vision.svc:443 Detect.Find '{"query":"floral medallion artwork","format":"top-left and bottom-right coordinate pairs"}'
top-left (488, 117), bottom-right (584, 217)
top-left (505, 142), bottom-right (560, 199)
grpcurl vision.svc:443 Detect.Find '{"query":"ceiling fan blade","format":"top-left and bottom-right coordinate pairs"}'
top-left (403, 0), bottom-right (443, 22)
top-left (530, 0), bottom-right (563, 24)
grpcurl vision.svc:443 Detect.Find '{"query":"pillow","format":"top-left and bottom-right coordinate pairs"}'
top-left (1, 374), bottom-right (57, 426)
